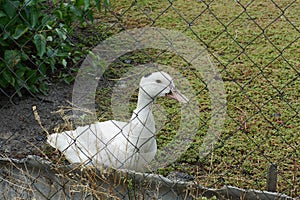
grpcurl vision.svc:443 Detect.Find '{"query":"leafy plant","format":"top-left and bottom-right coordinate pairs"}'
top-left (0, 0), bottom-right (110, 96)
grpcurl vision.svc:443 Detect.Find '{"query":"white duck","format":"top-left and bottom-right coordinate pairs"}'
top-left (47, 71), bottom-right (188, 171)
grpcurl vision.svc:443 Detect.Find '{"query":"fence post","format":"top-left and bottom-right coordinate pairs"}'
top-left (267, 163), bottom-right (278, 192)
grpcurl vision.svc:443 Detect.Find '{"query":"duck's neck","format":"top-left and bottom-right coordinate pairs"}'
top-left (132, 91), bottom-right (154, 124)
top-left (129, 91), bottom-right (156, 139)
top-left (136, 91), bottom-right (154, 113)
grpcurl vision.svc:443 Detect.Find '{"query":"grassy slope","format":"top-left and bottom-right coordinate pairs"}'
top-left (94, 0), bottom-right (299, 196)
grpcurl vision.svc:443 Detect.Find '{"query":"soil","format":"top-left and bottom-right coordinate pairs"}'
top-left (0, 83), bottom-right (73, 159)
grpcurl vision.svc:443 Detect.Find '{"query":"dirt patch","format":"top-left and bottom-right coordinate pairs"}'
top-left (0, 83), bottom-right (73, 159)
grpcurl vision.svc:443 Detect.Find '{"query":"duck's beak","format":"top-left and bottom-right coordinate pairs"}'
top-left (166, 86), bottom-right (189, 103)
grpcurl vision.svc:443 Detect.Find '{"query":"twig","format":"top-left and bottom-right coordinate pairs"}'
top-left (32, 105), bottom-right (49, 136)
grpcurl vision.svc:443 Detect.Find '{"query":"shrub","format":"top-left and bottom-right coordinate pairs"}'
top-left (0, 0), bottom-right (110, 96)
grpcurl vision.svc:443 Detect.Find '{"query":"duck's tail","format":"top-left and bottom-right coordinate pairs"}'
top-left (47, 131), bottom-right (91, 164)
top-left (47, 131), bottom-right (73, 152)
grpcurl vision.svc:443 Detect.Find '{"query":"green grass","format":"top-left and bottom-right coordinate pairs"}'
top-left (92, 0), bottom-right (299, 197)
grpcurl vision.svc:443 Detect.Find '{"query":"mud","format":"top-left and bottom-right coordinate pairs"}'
top-left (0, 83), bottom-right (73, 158)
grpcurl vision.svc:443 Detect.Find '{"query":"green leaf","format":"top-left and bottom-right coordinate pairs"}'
top-left (46, 36), bottom-right (53, 41)
top-left (75, 0), bottom-right (84, 7)
top-left (103, 0), bottom-right (110, 13)
top-left (0, 75), bottom-right (9, 88)
top-left (3, 1), bottom-right (20, 19)
top-left (0, 11), bottom-right (7, 18)
top-left (2, 70), bottom-right (15, 86)
top-left (84, 0), bottom-right (90, 10)
top-left (25, 0), bottom-right (39, 6)
top-left (15, 68), bottom-right (26, 78)
top-left (55, 28), bottom-right (67, 40)
top-left (46, 48), bottom-right (55, 57)
top-left (62, 59), bottom-right (67, 67)
top-left (26, 69), bottom-right (37, 85)
top-left (16, 89), bottom-right (22, 97)
top-left (63, 75), bottom-right (75, 84)
top-left (12, 24), bottom-right (29, 39)
top-left (94, 0), bottom-right (101, 11)
top-left (85, 10), bottom-right (94, 22)
top-left (70, 5), bottom-right (83, 17)
top-left (29, 7), bottom-right (39, 28)
top-left (39, 64), bottom-right (47, 75)
top-left (104, 0), bottom-right (110, 8)
top-left (3, 32), bottom-right (10, 40)
top-left (33, 34), bottom-right (46, 57)
top-left (38, 82), bottom-right (48, 95)
top-left (41, 15), bottom-right (52, 28)
top-left (4, 50), bottom-right (21, 68)
top-left (28, 84), bottom-right (39, 93)
top-left (54, 10), bottom-right (63, 20)
top-left (0, 39), bottom-right (9, 47)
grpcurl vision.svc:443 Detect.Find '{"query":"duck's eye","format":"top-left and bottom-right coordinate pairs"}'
top-left (155, 79), bottom-right (162, 83)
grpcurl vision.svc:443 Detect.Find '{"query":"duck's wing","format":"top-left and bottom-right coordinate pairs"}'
top-left (47, 120), bottom-right (128, 164)
top-left (47, 124), bottom-right (96, 164)
top-left (47, 120), bottom-right (155, 170)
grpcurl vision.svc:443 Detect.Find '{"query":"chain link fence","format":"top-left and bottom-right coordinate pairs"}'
top-left (0, 0), bottom-right (299, 199)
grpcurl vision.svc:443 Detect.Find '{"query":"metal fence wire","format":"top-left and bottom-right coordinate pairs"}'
top-left (0, 0), bottom-right (299, 199)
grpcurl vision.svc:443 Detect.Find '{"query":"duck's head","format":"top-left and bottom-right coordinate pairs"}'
top-left (139, 71), bottom-right (188, 103)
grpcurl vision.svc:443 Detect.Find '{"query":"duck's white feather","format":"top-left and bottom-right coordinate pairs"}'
top-left (48, 119), bottom-right (156, 170)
